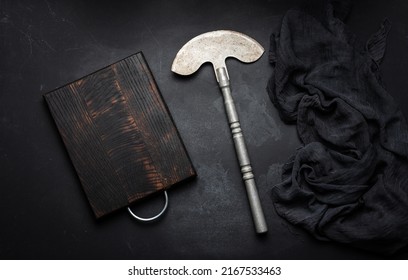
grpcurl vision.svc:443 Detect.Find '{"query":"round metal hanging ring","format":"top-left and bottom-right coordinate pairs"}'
top-left (127, 191), bottom-right (168, 222)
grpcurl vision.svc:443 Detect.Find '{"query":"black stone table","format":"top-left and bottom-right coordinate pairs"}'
top-left (1, 0), bottom-right (408, 259)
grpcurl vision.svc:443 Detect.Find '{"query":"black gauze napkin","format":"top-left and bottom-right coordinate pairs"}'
top-left (268, 1), bottom-right (408, 254)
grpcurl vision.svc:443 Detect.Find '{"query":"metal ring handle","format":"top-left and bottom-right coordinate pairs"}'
top-left (127, 191), bottom-right (168, 222)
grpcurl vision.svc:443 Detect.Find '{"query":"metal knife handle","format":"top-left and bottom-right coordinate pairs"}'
top-left (216, 67), bottom-right (268, 234)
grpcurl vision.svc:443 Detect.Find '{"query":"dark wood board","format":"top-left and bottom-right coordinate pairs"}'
top-left (44, 52), bottom-right (196, 218)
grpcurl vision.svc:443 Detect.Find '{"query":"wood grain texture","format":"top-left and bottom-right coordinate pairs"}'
top-left (44, 52), bottom-right (196, 218)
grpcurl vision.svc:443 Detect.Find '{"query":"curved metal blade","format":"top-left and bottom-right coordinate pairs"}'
top-left (171, 30), bottom-right (264, 79)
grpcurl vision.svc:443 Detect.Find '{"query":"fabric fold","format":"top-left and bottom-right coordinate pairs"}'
top-left (268, 0), bottom-right (408, 254)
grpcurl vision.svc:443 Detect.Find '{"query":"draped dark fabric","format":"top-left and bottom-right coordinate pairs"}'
top-left (267, 0), bottom-right (408, 254)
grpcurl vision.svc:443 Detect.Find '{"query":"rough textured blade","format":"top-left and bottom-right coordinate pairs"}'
top-left (171, 30), bottom-right (264, 77)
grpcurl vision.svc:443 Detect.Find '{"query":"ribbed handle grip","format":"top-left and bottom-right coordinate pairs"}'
top-left (216, 67), bottom-right (268, 234)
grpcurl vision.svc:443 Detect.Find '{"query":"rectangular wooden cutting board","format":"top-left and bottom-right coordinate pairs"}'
top-left (44, 52), bottom-right (196, 218)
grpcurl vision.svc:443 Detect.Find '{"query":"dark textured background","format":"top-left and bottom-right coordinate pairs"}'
top-left (1, 0), bottom-right (408, 259)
